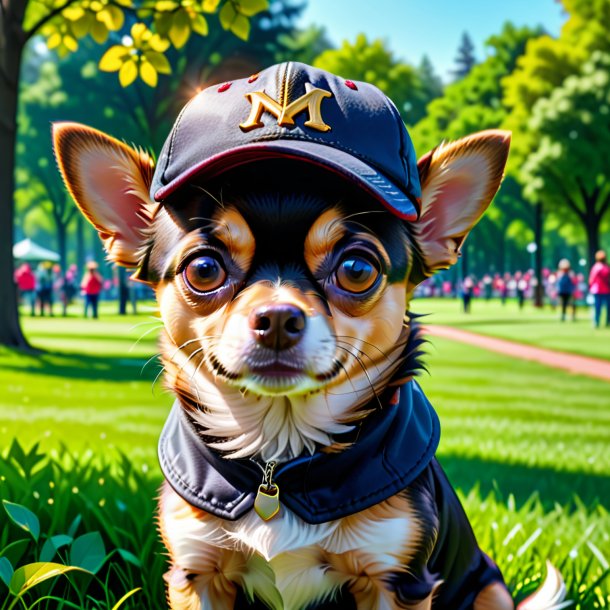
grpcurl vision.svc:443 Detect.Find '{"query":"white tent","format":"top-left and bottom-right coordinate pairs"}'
top-left (13, 238), bottom-right (60, 262)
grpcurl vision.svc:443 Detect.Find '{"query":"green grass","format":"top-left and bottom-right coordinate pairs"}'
top-left (413, 296), bottom-right (610, 361)
top-left (0, 310), bottom-right (609, 608)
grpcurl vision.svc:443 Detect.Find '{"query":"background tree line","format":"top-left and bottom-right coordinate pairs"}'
top-left (4, 0), bottom-right (610, 348)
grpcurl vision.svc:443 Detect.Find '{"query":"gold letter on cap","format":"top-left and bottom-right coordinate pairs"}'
top-left (240, 85), bottom-right (332, 133)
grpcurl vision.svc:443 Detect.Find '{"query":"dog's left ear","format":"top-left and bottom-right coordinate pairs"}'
top-left (409, 130), bottom-right (511, 285)
top-left (53, 122), bottom-right (157, 272)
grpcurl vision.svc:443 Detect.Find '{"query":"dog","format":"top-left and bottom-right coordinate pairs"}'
top-left (53, 62), bottom-right (564, 610)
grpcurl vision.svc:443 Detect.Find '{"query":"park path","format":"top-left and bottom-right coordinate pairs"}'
top-left (425, 325), bottom-right (610, 382)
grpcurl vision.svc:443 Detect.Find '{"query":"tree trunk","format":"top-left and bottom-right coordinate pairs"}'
top-left (56, 216), bottom-right (67, 274)
top-left (0, 5), bottom-right (29, 349)
top-left (584, 214), bottom-right (600, 273)
top-left (534, 201), bottom-right (544, 307)
top-left (118, 265), bottom-right (129, 315)
top-left (461, 242), bottom-right (470, 279)
top-left (76, 214), bottom-right (84, 273)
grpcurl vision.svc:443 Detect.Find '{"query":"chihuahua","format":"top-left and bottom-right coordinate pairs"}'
top-left (54, 62), bottom-right (563, 610)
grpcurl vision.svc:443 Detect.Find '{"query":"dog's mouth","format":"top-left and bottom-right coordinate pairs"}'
top-left (207, 351), bottom-right (344, 395)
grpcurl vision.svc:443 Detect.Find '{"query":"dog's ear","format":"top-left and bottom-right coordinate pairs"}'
top-left (409, 130), bottom-right (511, 285)
top-left (53, 122), bottom-right (157, 269)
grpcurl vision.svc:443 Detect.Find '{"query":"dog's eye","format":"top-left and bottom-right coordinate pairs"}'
top-left (184, 256), bottom-right (227, 293)
top-left (335, 256), bottom-right (379, 293)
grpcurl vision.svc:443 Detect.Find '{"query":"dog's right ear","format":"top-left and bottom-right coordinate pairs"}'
top-left (53, 122), bottom-right (157, 271)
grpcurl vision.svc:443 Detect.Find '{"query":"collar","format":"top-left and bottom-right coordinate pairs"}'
top-left (158, 380), bottom-right (439, 524)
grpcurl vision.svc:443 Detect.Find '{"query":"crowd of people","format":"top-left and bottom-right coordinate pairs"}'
top-left (418, 249), bottom-right (610, 326)
top-left (14, 261), bottom-right (105, 318)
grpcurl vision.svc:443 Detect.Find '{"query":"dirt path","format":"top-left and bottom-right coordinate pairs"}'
top-left (425, 325), bottom-right (610, 382)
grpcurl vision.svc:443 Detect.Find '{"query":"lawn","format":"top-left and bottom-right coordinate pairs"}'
top-left (412, 296), bottom-right (610, 361)
top-left (0, 309), bottom-right (608, 608)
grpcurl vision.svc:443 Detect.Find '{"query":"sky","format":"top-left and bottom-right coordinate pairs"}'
top-left (298, 0), bottom-right (566, 80)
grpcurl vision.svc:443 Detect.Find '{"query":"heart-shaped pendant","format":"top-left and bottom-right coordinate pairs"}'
top-left (254, 484), bottom-right (280, 521)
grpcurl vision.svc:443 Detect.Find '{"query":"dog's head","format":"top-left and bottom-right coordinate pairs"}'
top-left (53, 68), bottom-right (509, 462)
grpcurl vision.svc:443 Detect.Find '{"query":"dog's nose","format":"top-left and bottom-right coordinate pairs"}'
top-left (249, 304), bottom-right (306, 350)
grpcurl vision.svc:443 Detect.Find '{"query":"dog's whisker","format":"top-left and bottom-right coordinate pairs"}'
top-left (141, 352), bottom-right (162, 375)
top-left (335, 345), bottom-right (384, 410)
top-left (129, 324), bottom-right (164, 352)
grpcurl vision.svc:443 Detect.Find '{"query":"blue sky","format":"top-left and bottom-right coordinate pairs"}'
top-left (298, 0), bottom-right (566, 80)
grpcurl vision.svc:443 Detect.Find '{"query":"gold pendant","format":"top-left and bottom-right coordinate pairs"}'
top-left (254, 483), bottom-right (280, 521)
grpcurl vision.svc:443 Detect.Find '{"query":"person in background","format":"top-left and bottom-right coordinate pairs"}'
top-left (515, 271), bottom-right (528, 310)
top-left (588, 249), bottom-right (610, 328)
top-left (60, 264), bottom-right (78, 316)
top-left (556, 259), bottom-right (576, 322)
top-left (36, 262), bottom-right (54, 316)
top-left (14, 263), bottom-right (37, 316)
top-left (81, 261), bottom-right (103, 319)
top-left (461, 276), bottom-right (474, 313)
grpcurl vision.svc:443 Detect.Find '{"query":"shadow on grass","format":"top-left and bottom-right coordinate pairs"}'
top-left (440, 454), bottom-right (610, 509)
top-left (0, 348), bottom-right (161, 382)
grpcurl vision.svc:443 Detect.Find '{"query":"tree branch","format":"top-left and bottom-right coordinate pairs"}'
top-left (547, 168), bottom-right (586, 222)
top-left (24, 0), bottom-right (78, 41)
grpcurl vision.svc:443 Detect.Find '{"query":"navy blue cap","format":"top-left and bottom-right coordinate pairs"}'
top-left (151, 62), bottom-right (421, 221)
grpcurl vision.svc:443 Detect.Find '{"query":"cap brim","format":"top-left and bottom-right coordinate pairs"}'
top-left (153, 141), bottom-right (419, 221)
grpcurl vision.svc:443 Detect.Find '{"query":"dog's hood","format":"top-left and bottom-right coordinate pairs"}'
top-left (158, 380), bottom-right (439, 524)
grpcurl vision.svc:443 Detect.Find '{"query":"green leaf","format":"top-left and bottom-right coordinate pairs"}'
top-left (67, 514), bottom-right (81, 538)
top-left (9, 562), bottom-right (89, 596)
top-left (117, 549), bottom-right (141, 567)
top-left (98, 4), bottom-right (124, 30)
top-left (39, 535), bottom-right (73, 563)
top-left (230, 13), bottom-right (249, 41)
top-left (238, 0), bottom-right (268, 17)
top-left (139, 61), bottom-right (158, 87)
top-left (69, 532), bottom-right (106, 574)
top-left (0, 557), bottom-right (13, 588)
top-left (145, 51), bottom-right (171, 74)
top-left (191, 13), bottom-right (208, 36)
top-left (219, 1), bottom-right (236, 29)
top-left (99, 45), bottom-right (130, 72)
top-left (0, 539), bottom-right (30, 567)
top-left (119, 59), bottom-right (138, 87)
top-left (69, 12), bottom-right (93, 38)
top-left (90, 19), bottom-right (109, 43)
top-left (111, 587), bottom-right (142, 610)
top-left (203, 0), bottom-right (221, 11)
top-left (3, 501), bottom-right (40, 542)
top-left (168, 9), bottom-right (191, 49)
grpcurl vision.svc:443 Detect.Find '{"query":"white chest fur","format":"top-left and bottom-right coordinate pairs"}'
top-left (160, 483), bottom-right (421, 610)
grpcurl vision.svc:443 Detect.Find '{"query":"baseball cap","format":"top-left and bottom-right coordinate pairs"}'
top-left (151, 62), bottom-right (421, 221)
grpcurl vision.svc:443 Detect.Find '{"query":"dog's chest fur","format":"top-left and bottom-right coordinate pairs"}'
top-left (160, 481), bottom-right (426, 609)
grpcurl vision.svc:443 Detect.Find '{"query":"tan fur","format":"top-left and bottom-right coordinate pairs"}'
top-left (212, 207), bottom-right (256, 270)
top-left (56, 121), bottom-right (515, 609)
top-left (303, 206), bottom-right (346, 272)
top-left (160, 481), bottom-right (428, 610)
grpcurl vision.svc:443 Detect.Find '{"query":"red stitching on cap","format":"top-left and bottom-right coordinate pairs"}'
top-left (345, 80), bottom-right (358, 90)
top-left (217, 82), bottom-right (232, 92)
top-left (248, 74), bottom-right (259, 83)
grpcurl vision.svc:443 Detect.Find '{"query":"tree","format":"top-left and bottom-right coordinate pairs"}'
top-left (313, 33), bottom-right (430, 125)
top-left (451, 31), bottom-right (476, 80)
top-left (502, 0), bottom-right (610, 272)
top-left (522, 52), bottom-right (610, 268)
top-left (410, 23), bottom-right (541, 278)
top-left (0, 0), bottom-right (269, 349)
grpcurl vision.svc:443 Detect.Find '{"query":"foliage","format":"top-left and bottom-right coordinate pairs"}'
top-left (313, 33), bottom-right (434, 125)
top-left (450, 31), bottom-right (476, 80)
top-left (411, 22), bottom-right (541, 154)
top-left (522, 52), bottom-right (610, 232)
top-left (21, 0), bottom-right (269, 87)
top-left (0, 440), bottom-right (164, 609)
top-left (502, 0), bottom-right (610, 262)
